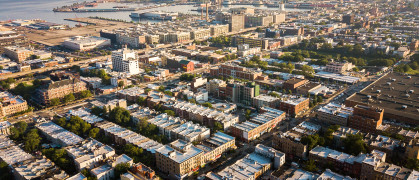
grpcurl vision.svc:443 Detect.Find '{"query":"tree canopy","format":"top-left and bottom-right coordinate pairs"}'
top-left (109, 107), bottom-right (131, 125)
top-left (10, 121), bottom-right (28, 140)
top-left (301, 134), bottom-right (325, 150)
top-left (24, 129), bottom-right (41, 152)
top-left (343, 134), bottom-right (368, 155)
top-left (63, 93), bottom-right (75, 103)
top-left (164, 110), bottom-right (175, 116)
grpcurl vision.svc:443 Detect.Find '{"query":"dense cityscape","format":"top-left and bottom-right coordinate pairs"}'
top-left (0, 0), bottom-right (418, 179)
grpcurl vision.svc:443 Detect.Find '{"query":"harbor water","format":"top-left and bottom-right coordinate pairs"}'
top-left (0, 0), bottom-right (306, 26)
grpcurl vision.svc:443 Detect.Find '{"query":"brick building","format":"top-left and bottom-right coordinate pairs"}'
top-left (230, 107), bottom-right (285, 142)
top-left (164, 101), bottom-right (239, 131)
top-left (278, 96), bottom-right (309, 117)
top-left (325, 62), bottom-right (354, 74)
top-left (283, 78), bottom-right (309, 92)
top-left (166, 58), bottom-right (194, 72)
top-left (347, 105), bottom-right (383, 133)
top-left (210, 63), bottom-right (263, 81)
top-left (0, 91), bottom-right (28, 117)
top-left (35, 78), bottom-right (87, 105)
top-left (273, 121), bottom-right (321, 159)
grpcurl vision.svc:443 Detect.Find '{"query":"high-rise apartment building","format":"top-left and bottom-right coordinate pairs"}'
top-left (215, 12), bottom-right (245, 32)
top-left (342, 14), bottom-right (355, 24)
top-left (224, 82), bottom-right (260, 106)
top-left (112, 48), bottom-right (140, 75)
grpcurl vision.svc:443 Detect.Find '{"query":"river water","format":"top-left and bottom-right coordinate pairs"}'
top-left (0, 0), bottom-right (304, 26)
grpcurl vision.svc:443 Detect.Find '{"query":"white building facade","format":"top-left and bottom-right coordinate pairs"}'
top-left (112, 48), bottom-right (140, 75)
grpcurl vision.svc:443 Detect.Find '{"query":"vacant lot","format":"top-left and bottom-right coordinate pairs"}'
top-left (24, 18), bottom-right (135, 46)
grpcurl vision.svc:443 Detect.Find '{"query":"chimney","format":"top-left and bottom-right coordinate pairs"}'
top-left (201, 6), bottom-right (204, 20)
top-left (206, 3), bottom-right (209, 22)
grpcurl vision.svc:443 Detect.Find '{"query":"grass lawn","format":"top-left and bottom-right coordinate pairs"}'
top-left (405, 69), bottom-right (419, 75)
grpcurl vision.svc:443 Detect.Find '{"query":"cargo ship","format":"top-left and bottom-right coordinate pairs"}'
top-left (74, 7), bottom-right (137, 12)
top-left (222, 0), bottom-right (232, 5)
top-left (130, 13), bottom-right (141, 18)
top-left (130, 11), bottom-right (178, 20)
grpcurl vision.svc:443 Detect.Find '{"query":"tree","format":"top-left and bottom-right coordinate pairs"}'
top-left (321, 43), bottom-right (333, 51)
top-left (301, 65), bottom-right (315, 77)
top-left (294, 54), bottom-right (304, 62)
top-left (188, 99), bottom-right (196, 104)
top-left (268, 92), bottom-right (280, 98)
top-left (406, 159), bottom-right (419, 171)
top-left (63, 93), bottom-right (75, 103)
top-left (91, 106), bottom-right (106, 117)
top-left (10, 121), bottom-right (28, 140)
top-left (88, 128), bottom-right (100, 138)
top-left (353, 44), bottom-right (364, 56)
top-left (33, 79), bottom-right (42, 86)
top-left (255, 27), bottom-right (264, 32)
top-left (245, 109), bottom-right (252, 120)
top-left (304, 159), bottom-right (318, 172)
top-left (50, 98), bottom-right (60, 106)
top-left (114, 162), bottom-right (131, 177)
top-left (0, 161), bottom-right (11, 179)
top-left (158, 86), bottom-right (165, 92)
top-left (24, 129), bottom-right (41, 152)
top-left (343, 134), bottom-right (368, 155)
top-left (55, 117), bottom-right (66, 127)
top-left (180, 74), bottom-right (198, 82)
top-left (137, 97), bottom-right (146, 106)
top-left (98, 69), bottom-right (107, 79)
top-left (15, 121), bottom-right (28, 134)
top-left (81, 168), bottom-right (90, 177)
top-left (317, 96), bottom-right (323, 103)
top-left (301, 134), bottom-right (320, 150)
top-left (164, 110), bottom-right (175, 116)
top-left (118, 81), bottom-right (125, 88)
top-left (5, 78), bottom-right (15, 84)
top-left (389, 42), bottom-right (401, 50)
top-left (324, 125), bottom-right (340, 146)
top-left (80, 90), bottom-right (92, 99)
top-left (109, 107), bottom-right (131, 125)
top-left (59, 116), bottom-right (92, 138)
top-left (164, 90), bottom-right (173, 96)
top-left (201, 102), bottom-right (212, 108)
top-left (213, 121), bottom-right (224, 132)
top-left (287, 62), bottom-right (295, 72)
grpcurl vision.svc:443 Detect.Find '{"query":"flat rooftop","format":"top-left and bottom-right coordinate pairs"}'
top-left (315, 71), bottom-right (360, 84)
top-left (156, 140), bottom-right (203, 164)
top-left (346, 72), bottom-right (419, 122)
